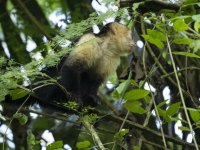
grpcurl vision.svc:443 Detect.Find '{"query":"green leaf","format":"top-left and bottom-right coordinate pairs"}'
top-left (178, 126), bottom-right (190, 131)
top-left (27, 131), bottom-right (40, 147)
top-left (183, 0), bottom-right (199, 5)
top-left (27, 131), bottom-right (35, 146)
top-left (14, 113), bottom-right (28, 125)
top-left (144, 95), bottom-right (151, 103)
top-left (190, 40), bottom-right (200, 53)
top-left (172, 38), bottom-right (193, 45)
top-left (125, 101), bottom-right (146, 114)
top-left (132, 2), bottom-right (143, 12)
top-left (166, 102), bottom-right (181, 116)
top-left (133, 146), bottom-right (140, 150)
top-left (76, 141), bottom-right (90, 149)
top-left (108, 72), bottom-right (118, 84)
top-left (142, 34), bottom-right (164, 49)
top-left (124, 89), bottom-right (149, 101)
top-left (188, 108), bottom-right (200, 122)
top-left (0, 87), bottom-right (8, 102)
top-left (146, 29), bottom-right (166, 41)
top-left (148, 37), bottom-right (164, 49)
top-left (142, 29), bottom-right (165, 49)
top-left (157, 107), bottom-right (175, 122)
top-left (116, 81), bottom-right (128, 95)
top-left (114, 129), bottom-right (129, 140)
top-left (112, 90), bottom-right (120, 100)
top-left (194, 22), bottom-right (200, 32)
top-left (32, 118), bottom-right (54, 131)
top-left (157, 100), bottom-right (168, 108)
top-left (47, 141), bottom-right (63, 150)
top-left (172, 51), bottom-right (200, 58)
top-left (192, 14), bottom-right (200, 22)
top-left (157, 107), bottom-right (167, 117)
top-left (174, 19), bottom-right (189, 31)
top-left (130, 80), bottom-right (139, 87)
top-left (9, 89), bottom-right (28, 100)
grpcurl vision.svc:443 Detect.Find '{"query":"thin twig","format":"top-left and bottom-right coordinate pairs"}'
top-left (161, 66), bottom-right (200, 78)
top-left (2, 94), bottom-right (31, 150)
top-left (140, 16), bottom-right (167, 149)
top-left (112, 115), bottom-right (200, 149)
top-left (112, 71), bottom-right (132, 150)
top-left (166, 34), bottom-right (199, 150)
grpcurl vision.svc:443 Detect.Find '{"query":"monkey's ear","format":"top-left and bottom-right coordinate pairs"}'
top-left (109, 22), bottom-right (119, 34)
top-left (96, 22), bottom-right (113, 36)
top-left (111, 22), bottom-right (126, 35)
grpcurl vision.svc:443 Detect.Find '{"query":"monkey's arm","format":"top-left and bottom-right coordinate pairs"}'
top-left (60, 61), bottom-right (83, 97)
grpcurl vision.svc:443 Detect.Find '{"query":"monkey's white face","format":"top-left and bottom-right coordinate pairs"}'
top-left (118, 30), bottom-right (135, 54)
top-left (98, 23), bottom-right (135, 56)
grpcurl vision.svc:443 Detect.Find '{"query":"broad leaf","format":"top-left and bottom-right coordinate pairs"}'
top-left (194, 22), bottom-right (200, 32)
top-left (114, 129), bottom-right (129, 140)
top-left (27, 131), bottom-right (40, 147)
top-left (125, 101), bottom-right (146, 114)
top-left (116, 81), bottom-right (128, 95)
top-left (124, 89), bottom-right (149, 101)
top-left (14, 113), bottom-right (28, 125)
top-left (190, 40), bottom-right (200, 52)
top-left (157, 100), bottom-right (168, 108)
top-left (157, 107), bottom-right (167, 118)
top-left (188, 108), bottom-right (200, 122)
top-left (133, 146), bottom-right (140, 150)
top-left (76, 141), bottom-right (90, 149)
top-left (142, 29), bottom-right (165, 49)
top-left (166, 102), bottom-right (181, 116)
top-left (172, 38), bottom-right (193, 45)
top-left (148, 37), bottom-right (164, 49)
top-left (10, 89), bottom-right (28, 100)
top-left (47, 141), bottom-right (63, 150)
top-left (174, 19), bottom-right (189, 31)
top-left (132, 2), bottom-right (143, 12)
top-left (147, 29), bottom-right (166, 41)
top-left (172, 51), bottom-right (200, 58)
top-left (192, 14), bottom-right (200, 22)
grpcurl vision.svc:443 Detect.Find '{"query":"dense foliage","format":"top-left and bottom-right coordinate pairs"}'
top-left (1, 0), bottom-right (200, 150)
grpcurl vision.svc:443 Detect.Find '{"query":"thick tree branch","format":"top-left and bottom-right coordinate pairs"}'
top-left (15, 0), bottom-right (52, 40)
top-left (82, 116), bottom-right (105, 150)
top-left (120, 0), bottom-right (180, 14)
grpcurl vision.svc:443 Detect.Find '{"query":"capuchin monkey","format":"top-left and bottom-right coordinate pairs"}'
top-left (4, 22), bottom-right (135, 110)
top-left (59, 22), bottom-right (135, 105)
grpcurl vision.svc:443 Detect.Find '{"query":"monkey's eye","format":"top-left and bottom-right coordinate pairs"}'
top-left (127, 36), bottom-right (133, 42)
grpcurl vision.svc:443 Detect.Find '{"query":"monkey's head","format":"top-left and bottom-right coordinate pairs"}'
top-left (110, 22), bottom-right (135, 55)
top-left (98, 22), bottom-right (135, 55)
